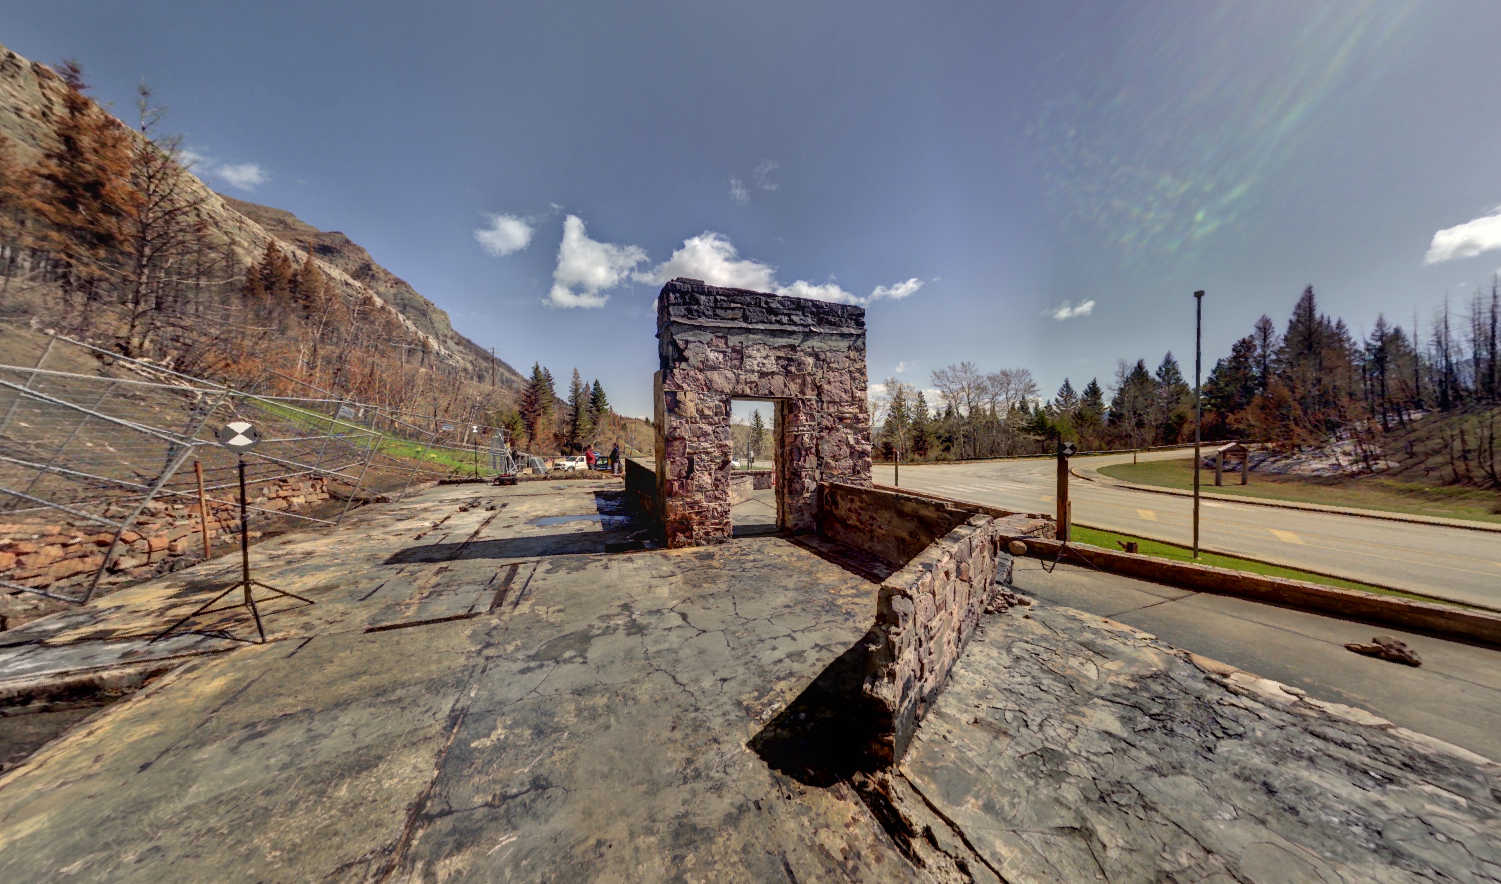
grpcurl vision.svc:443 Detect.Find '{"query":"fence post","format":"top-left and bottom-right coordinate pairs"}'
top-left (196, 460), bottom-right (212, 558)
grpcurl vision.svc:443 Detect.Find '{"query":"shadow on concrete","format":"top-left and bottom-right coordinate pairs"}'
top-left (747, 630), bottom-right (882, 787)
top-left (786, 535), bottom-right (901, 584)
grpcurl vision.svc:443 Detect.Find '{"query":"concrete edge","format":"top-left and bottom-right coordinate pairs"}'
top-left (1010, 536), bottom-right (1501, 650)
top-left (1067, 520), bottom-right (1501, 614)
top-left (0, 654), bottom-right (210, 708)
top-left (1074, 463), bottom-right (1501, 534)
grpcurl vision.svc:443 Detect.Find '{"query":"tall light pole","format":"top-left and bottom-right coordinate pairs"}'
top-left (1193, 290), bottom-right (1204, 559)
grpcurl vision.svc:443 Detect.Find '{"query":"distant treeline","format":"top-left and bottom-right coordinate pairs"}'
top-left (505, 363), bottom-right (652, 456)
top-left (875, 283), bottom-right (1501, 486)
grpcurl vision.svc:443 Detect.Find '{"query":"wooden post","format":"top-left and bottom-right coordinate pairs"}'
top-left (1056, 446), bottom-right (1070, 542)
top-left (195, 460), bottom-right (212, 558)
top-left (1214, 450), bottom-right (1224, 486)
top-left (1241, 451), bottom-right (1249, 485)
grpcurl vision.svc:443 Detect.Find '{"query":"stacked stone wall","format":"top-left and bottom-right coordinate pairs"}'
top-left (860, 513), bottom-right (1048, 764)
top-left (654, 278), bottom-right (871, 547)
top-left (819, 481), bottom-right (984, 566)
top-left (0, 476), bottom-right (331, 598)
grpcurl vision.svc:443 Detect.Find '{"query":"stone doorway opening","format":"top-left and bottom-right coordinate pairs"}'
top-left (730, 398), bottom-right (782, 537)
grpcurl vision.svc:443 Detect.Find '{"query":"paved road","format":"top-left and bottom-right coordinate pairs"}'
top-left (875, 450), bottom-right (1501, 608)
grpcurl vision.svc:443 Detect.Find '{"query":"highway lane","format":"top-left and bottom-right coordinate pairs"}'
top-left (874, 449), bottom-right (1501, 609)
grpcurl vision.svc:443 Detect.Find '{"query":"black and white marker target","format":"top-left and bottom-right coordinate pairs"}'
top-left (216, 421), bottom-right (262, 451)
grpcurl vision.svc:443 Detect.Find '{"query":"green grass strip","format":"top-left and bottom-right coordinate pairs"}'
top-left (1067, 524), bottom-right (1475, 609)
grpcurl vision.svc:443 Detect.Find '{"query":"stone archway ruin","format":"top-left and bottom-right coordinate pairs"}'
top-left (653, 278), bottom-right (872, 548)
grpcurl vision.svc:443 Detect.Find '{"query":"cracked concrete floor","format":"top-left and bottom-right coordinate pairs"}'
top-left (0, 481), bottom-right (917, 882)
top-left (1, 480), bottom-right (1499, 882)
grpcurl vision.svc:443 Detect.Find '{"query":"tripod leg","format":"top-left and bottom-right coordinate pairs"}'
top-left (246, 585), bottom-right (267, 643)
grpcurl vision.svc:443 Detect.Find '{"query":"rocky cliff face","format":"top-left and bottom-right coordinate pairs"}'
top-left (0, 41), bottom-right (520, 389)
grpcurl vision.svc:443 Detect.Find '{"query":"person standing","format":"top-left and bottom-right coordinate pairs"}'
top-left (585, 447), bottom-right (596, 471)
top-left (610, 443), bottom-right (621, 475)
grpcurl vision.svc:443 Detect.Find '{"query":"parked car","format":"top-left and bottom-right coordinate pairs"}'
top-left (557, 455), bottom-right (588, 471)
top-left (731, 458), bottom-right (741, 469)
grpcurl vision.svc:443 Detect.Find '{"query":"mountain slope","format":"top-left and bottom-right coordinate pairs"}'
top-left (0, 40), bottom-right (519, 390)
top-left (223, 196), bottom-right (523, 388)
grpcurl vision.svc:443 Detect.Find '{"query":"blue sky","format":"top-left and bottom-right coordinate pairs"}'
top-left (6, 1), bottom-right (1501, 417)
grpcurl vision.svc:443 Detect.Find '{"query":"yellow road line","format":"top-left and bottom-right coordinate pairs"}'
top-left (1136, 508), bottom-right (1157, 521)
top-left (1269, 528), bottom-right (1304, 545)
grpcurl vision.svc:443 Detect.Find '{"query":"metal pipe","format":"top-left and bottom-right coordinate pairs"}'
top-left (1193, 289), bottom-right (1204, 559)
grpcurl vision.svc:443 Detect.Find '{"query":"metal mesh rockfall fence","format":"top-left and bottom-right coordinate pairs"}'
top-left (0, 332), bottom-right (514, 603)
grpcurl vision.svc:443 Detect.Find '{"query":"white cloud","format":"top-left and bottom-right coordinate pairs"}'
top-left (728, 178), bottom-right (749, 206)
top-left (895, 361), bottom-right (912, 373)
top-left (1050, 300), bottom-right (1098, 321)
top-left (640, 231), bottom-right (924, 307)
top-left (638, 232), bottom-right (778, 291)
top-left (1425, 210), bottom-right (1501, 264)
top-left (179, 148), bottom-right (208, 169)
top-left (870, 278), bottom-right (924, 301)
top-left (475, 213), bottom-right (534, 256)
top-left (754, 160), bottom-right (780, 191)
top-left (1049, 299), bottom-right (1096, 321)
top-left (218, 162), bottom-right (268, 191)
top-left (777, 279), bottom-right (863, 305)
top-left (548, 215), bottom-right (647, 309)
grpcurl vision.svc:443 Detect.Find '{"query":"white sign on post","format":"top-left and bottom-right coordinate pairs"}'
top-left (216, 421), bottom-right (262, 451)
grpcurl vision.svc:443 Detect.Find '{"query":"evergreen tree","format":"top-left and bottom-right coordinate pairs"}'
top-left (910, 391), bottom-right (934, 457)
top-left (1076, 378), bottom-right (1105, 447)
top-left (294, 253), bottom-right (325, 310)
top-left (1053, 378), bottom-right (1078, 413)
top-left (1251, 315), bottom-right (1279, 393)
top-left (519, 362), bottom-right (556, 451)
top-left (258, 243), bottom-right (294, 303)
top-left (749, 409), bottom-right (767, 467)
top-left (1107, 359), bottom-right (1155, 449)
top-left (1203, 336), bottom-right (1259, 437)
top-left (589, 379), bottom-right (609, 419)
top-left (1275, 285), bottom-right (1359, 440)
top-left (566, 368), bottom-right (592, 451)
top-left (1154, 352), bottom-right (1192, 444)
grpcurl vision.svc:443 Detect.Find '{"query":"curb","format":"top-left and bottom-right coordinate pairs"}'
top-left (1068, 519), bottom-right (1501, 609)
top-left (1009, 536), bottom-right (1501, 649)
top-left (1074, 465), bottom-right (1501, 535)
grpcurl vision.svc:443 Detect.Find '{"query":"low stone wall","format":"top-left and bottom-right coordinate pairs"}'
top-left (815, 481), bottom-right (1052, 765)
top-left (819, 481), bottom-right (998, 566)
top-left (0, 476), bottom-right (331, 597)
top-left (730, 474), bottom-right (754, 506)
top-left (624, 458), bottom-right (663, 533)
top-left (859, 512), bottom-right (1050, 765)
top-left (745, 469), bottom-right (775, 490)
